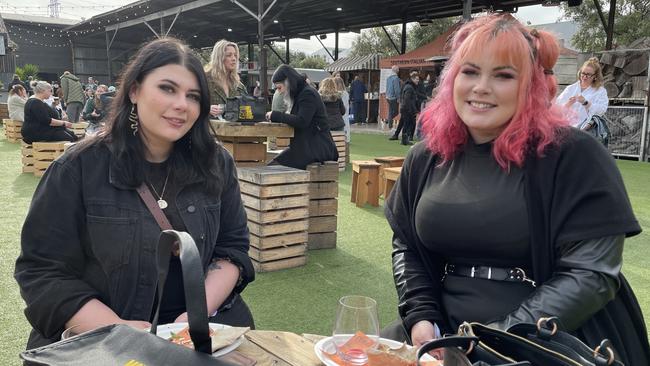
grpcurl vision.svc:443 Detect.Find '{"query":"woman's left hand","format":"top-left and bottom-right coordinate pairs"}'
top-left (577, 95), bottom-right (586, 104)
top-left (265, 111), bottom-right (272, 121)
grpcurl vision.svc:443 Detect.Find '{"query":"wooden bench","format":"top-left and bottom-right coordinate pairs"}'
top-left (351, 160), bottom-right (381, 207)
top-left (238, 165), bottom-right (310, 272)
top-left (374, 156), bottom-right (405, 198)
top-left (383, 166), bottom-right (403, 199)
top-left (3, 119), bottom-right (23, 143)
top-left (306, 161), bottom-right (339, 250)
top-left (32, 141), bottom-right (67, 177)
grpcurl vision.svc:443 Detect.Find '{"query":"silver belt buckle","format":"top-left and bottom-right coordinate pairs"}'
top-left (470, 266), bottom-right (476, 278)
top-left (487, 267), bottom-right (492, 280)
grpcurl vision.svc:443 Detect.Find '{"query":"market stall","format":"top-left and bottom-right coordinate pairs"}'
top-left (325, 54), bottom-right (381, 123)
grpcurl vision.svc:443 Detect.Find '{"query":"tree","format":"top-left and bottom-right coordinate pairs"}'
top-left (349, 18), bottom-right (458, 57)
top-left (560, 0), bottom-right (650, 52)
top-left (296, 56), bottom-right (328, 69)
top-left (15, 64), bottom-right (39, 81)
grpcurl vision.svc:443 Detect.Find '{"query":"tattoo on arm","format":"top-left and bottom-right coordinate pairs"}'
top-left (208, 260), bottom-right (222, 271)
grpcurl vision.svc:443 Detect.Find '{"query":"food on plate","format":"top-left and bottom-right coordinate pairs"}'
top-left (168, 325), bottom-right (249, 352)
top-left (322, 332), bottom-right (441, 366)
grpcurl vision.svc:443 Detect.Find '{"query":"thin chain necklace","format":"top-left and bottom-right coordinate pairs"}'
top-left (149, 170), bottom-right (170, 209)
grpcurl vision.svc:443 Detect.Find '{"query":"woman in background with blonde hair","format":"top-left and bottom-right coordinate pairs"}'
top-left (205, 39), bottom-right (247, 117)
top-left (318, 77), bottom-right (346, 131)
top-left (556, 57), bottom-right (608, 128)
top-left (334, 76), bottom-right (350, 142)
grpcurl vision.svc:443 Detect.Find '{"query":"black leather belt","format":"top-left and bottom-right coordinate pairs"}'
top-left (444, 264), bottom-right (536, 287)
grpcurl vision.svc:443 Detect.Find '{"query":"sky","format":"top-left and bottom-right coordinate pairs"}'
top-left (0, 0), bottom-right (564, 53)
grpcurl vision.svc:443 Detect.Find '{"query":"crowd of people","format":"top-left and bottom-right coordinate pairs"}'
top-left (8, 12), bottom-right (649, 366)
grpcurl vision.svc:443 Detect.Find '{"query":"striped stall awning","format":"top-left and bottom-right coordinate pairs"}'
top-left (325, 54), bottom-right (381, 72)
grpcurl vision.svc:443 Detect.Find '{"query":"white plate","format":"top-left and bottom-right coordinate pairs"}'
top-left (155, 322), bottom-right (243, 358)
top-left (314, 336), bottom-right (435, 366)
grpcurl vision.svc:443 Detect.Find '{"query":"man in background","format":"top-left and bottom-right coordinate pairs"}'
top-left (60, 71), bottom-right (85, 122)
top-left (385, 65), bottom-right (401, 131)
top-left (350, 75), bottom-right (367, 124)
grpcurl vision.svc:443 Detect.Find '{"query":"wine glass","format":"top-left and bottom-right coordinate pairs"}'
top-left (332, 295), bottom-right (380, 365)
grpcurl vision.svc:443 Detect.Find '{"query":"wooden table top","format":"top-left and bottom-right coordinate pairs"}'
top-left (233, 330), bottom-right (325, 366)
top-left (210, 120), bottom-right (294, 138)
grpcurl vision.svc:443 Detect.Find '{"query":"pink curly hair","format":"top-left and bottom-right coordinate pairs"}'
top-left (421, 14), bottom-right (569, 169)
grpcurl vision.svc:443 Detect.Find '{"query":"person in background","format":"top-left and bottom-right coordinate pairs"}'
top-left (60, 71), bottom-right (85, 123)
top-left (204, 39), bottom-right (247, 117)
top-left (334, 76), bottom-right (350, 143)
top-left (389, 71), bottom-right (419, 145)
top-left (52, 97), bottom-right (67, 121)
top-left (556, 57), bottom-right (608, 128)
top-left (350, 75), bottom-right (367, 124)
top-left (8, 74), bottom-right (23, 91)
top-left (24, 76), bottom-right (34, 96)
top-left (265, 65), bottom-right (338, 169)
top-left (318, 77), bottom-right (346, 132)
top-left (21, 81), bottom-right (77, 144)
top-left (85, 76), bottom-right (97, 92)
top-left (253, 80), bottom-right (262, 98)
top-left (15, 37), bottom-right (255, 351)
top-left (382, 15), bottom-right (649, 366)
top-left (7, 84), bottom-right (28, 121)
top-left (385, 65), bottom-right (401, 130)
top-left (83, 84), bottom-right (109, 132)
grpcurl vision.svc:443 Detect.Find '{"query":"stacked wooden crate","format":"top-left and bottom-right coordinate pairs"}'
top-left (3, 119), bottom-right (23, 143)
top-left (70, 122), bottom-right (89, 138)
top-left (275, 137), bottom-right (290, 150)
top-left (330, 131), bottom-right (346, 171)
top-left (21, 142), bottom-right (34, 174)
top-left (33, 142), bottom-right (66, 177)
top-left (222, 137), bottom-right (267, 167)
top-left (238, 166), bottom-right (310, 272)
top-left (306, 161), bottom-right (339, 250)
top-left (0, 103), bottom-right (9, 120)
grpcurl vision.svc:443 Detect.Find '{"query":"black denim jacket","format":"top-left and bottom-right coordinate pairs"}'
top-left (15, 143), bottom-right (254, 347)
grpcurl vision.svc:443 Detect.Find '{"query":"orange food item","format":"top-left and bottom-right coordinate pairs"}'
top-left (168, 326), bottom-right (214, 349)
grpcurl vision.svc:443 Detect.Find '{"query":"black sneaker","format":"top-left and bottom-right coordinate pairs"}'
top-left (388, 135), bottom-right (398, 141)
top-left (401, 141), bottom-right (414, 146)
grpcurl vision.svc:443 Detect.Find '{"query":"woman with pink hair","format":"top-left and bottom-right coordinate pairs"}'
top-left (383, 14), bottom-right (648, 365)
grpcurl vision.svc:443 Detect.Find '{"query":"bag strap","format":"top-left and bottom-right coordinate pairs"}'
top-left (136, 183), bottom-right (172, 230)
top-left (136, 184), bottom-right (211, 355)
top-left (417, 336), bottom-right (478, 364)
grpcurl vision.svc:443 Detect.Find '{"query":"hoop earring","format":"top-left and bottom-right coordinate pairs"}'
top-left (129, 104), bottom-right (139, 136)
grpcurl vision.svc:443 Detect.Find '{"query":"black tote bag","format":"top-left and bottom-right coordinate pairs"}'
top-left (223, 95), bottom-right (267, 123)
top-left (21, 230), bottom-right (235, 366)
top-left (417, 319), bottom-right (622, 366)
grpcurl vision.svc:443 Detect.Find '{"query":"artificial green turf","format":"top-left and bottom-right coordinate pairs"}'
top-left (0, 130), bottom-right (647, 365)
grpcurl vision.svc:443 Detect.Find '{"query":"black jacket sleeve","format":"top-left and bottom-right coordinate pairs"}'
top-left (339, 98), bottom-right (346, 116)
top-left (488, 235), bottom-right (623, 331)
top-left (270, 89), bottom-right (318, 130)
top-left (211, 150), bottom-right (255, 292)
top-left (15, 159), bottom-right (101, 339)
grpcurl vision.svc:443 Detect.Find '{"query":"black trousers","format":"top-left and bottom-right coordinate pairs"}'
top-left (23, 127), bottom-right (78, 144)
top-left (395, 112), bottom-right (416, 143)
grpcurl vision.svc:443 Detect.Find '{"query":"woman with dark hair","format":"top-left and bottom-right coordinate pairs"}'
top-left (265, 64), bottom-right (338, 169)
top-left (21, 81), bottom-right (77, 144)
top-left (15, 37), bottom-right (255, 350)
top-left (383, 14), bottom-right (648, 365)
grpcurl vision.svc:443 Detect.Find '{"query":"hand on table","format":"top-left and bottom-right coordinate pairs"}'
top-left (210, 104), bottom-right (224, 117)
top-left (265, 111), bottom-right (272, 122)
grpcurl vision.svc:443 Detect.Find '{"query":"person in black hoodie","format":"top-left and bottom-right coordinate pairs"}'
top-left (390, 71), bottom-right (419, 145)
top-left (318, 77), bottom-right (346, 131)
top-left (265, 65), bottom-right (338, 169)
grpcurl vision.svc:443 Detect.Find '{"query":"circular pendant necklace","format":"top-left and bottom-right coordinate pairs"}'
top-left (149, 170), bottom-right (170, 209)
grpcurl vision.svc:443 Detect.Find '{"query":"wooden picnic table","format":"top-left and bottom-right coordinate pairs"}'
top-left (230, 330), bottom-right (325, 366)
top-left (210, 121), bottom-right (294, 167)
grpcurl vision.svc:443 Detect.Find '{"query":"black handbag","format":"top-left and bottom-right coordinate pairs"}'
top-left (20, 230), bottom-right (235, 366)
top-left (223, 95), bottom-right (267, 123)
top-left (417, 318), bottom-right (622, 366)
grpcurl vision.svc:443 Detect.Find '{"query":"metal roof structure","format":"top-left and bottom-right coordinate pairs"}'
top-left (63, 0), bottom-right (578, 49)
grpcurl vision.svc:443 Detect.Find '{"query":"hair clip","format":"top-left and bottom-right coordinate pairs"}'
top-left (543, 69), bottom-right (554, 75)
top-left (530, 29), bottom-right (540, 37)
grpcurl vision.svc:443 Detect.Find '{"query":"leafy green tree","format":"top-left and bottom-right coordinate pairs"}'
top-left (349, 18), bottom-right (458, 57)
top-left (560, 0), bottom-right (650, 51)
top-left (296, 56), bottom-right (328, 69)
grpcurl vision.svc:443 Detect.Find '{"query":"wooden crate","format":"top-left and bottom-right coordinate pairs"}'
top-left (70, 122), bottom-right (89, 138)
top-left (0, 104), bottom-right (9, 120)
top-left (276, 137), bottom-right (290, 149)
top-left (330, 131), bottom-right (346, 171)
top-left (220, 136), bottom-right (267, 166)
top-left (4, 119), bottom-right (23, 142)
top-left (239, 166), bottom-right (311, 272)
top-left (306, 161), bottom-right (339, 250)
top-left (32, 142), bottom-right (66, 177)
top-left (375, 156), bottom-right (405, 199)
top-left (21, 140), bottom-right (35, 174)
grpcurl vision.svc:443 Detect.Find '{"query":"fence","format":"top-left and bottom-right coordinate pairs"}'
top-left (606, 105), bottom-right (648, 160)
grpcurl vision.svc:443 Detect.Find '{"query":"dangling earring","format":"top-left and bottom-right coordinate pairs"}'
top-left (129, 104), bottom-right (139, 136)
